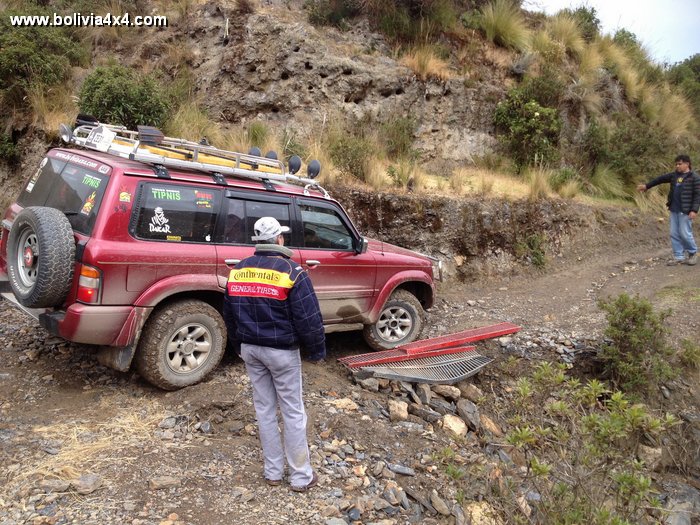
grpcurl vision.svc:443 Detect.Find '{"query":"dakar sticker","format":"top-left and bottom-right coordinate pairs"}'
top-left (80, 191), bottom-right (97, 215)
top-left (151, 187), bottom-right (181, 201)
top-left (149, 207), bottom-right (171, 234)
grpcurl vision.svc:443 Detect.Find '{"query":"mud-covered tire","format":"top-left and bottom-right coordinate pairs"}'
top-left (363, 289), bottom-right (424, 351)
top-left (135, 300), bottom-right (226, 390)
top-left (7, 207), bottom-right (75, 308)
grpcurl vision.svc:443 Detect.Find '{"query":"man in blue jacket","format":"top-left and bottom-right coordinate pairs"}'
top-left (223, 216), bottom-right (325, 492)
top-left (638, 154), bottom-right (700, 266)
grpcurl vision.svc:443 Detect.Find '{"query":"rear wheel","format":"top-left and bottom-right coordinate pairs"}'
top-left (7, 207), bottom-right (75, 308)
top-left (135, 300), bottom-right (226, 390)
top-left (363, 289), bottom-right (424, 351)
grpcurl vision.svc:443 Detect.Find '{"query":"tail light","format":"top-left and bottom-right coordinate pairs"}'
top-left (77, 264), bottom-right (101, 304)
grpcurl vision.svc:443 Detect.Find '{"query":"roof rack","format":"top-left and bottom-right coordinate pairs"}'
top-left (58, 117), bottom-right (330, 198)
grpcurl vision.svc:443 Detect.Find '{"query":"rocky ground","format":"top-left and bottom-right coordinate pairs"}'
top-left (1, 212), bottom-right (700, 525)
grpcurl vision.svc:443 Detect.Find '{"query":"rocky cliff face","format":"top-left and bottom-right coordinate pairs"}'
top-left (188, 2), bottom-right (503, 166)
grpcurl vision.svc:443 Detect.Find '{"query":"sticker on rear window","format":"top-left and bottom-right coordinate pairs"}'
top-left (150, 207), bottom-right (171, 233)
top-left (195, 190), bottom-right (213, 209)
top-left (82, 173), bottom-right (102, 189)
top-left (166, 235), bottom-right (182, 241)
top-left (80, 191), bottom-right (97, 215)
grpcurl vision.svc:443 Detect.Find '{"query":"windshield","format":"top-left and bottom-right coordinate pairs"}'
top-left (18, 156), bottom-right (110, 235)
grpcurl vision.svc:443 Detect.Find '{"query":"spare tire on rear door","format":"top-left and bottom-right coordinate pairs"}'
top-left (7, 206), bottom-right (76, 308)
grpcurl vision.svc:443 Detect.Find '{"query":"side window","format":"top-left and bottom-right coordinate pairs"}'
top-left (299, 204), bottom-right (354, 250)
top-left (222, 197), bottom-right (290, 245)
top-left (17, 157), bottom-right (67, 207)
top-left (132, 183), bottom-right (221, 243)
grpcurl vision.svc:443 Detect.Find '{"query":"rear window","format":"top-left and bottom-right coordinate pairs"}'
top-left (131, 183), bottom-right (221, 243)
top-left (18, 156), bottom-right (110, 235)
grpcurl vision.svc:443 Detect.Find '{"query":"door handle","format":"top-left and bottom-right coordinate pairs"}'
top-left (224, 259), bottom-right (241, 266)
top-left (306, 260), bottom-right (321, 267)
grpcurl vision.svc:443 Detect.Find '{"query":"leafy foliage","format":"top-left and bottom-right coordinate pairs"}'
top-left (598, 293), bottom-right (675, 393)
top-left (0, 134), bottom-right (18, 162)
top-left (560, 5), bottom-right (600, 42)
top-left (494, 88), bottom-right (561, 169)
top-left (79, 65), bottom-right (170, 129)
top-left (667, 53), bottom-right (700, 117)
top-left (0, 8), bottom-right (86, 106)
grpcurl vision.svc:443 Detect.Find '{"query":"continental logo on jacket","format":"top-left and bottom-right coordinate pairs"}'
top-left (227, 267), bottom-right (295, 300)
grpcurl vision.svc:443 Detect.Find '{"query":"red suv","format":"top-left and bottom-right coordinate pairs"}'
top-left (0, 121), bottom-right (440, 389)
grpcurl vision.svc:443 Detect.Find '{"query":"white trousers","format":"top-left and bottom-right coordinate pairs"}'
top-left (240, 343), bottom-right (313, 486)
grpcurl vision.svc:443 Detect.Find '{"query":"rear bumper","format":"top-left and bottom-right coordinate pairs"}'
top-left (39, 304), bottom-right (149, 346)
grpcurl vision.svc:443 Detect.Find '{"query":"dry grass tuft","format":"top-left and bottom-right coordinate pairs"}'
top-left (28, 85), bottom-right (78, 140)
top-left (529, 30), bottom-right (565, 64)
top-left (546, 13), bottom-right (585, 59)
top-left (17, 396), bottom-right (166, 484)
top-left (524, 166), bottom-right (553, 201)
top-left (481, 0), bottom-right (531, 51)
top-left (587, 165), bottom-right (629, 199)
top-left (164, 102), bottom-right (224, 146)
top-left (400, 46), bottom-right (452, 81)
top-left (556, 178), bottom-right (581, 199)
top-left (634, 187), bottom-right (668, 215)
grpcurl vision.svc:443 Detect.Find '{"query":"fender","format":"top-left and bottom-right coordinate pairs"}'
top-left (367, 270), bottom-right (435, 323)
top-left (134, 274), bottom-right (223, 308)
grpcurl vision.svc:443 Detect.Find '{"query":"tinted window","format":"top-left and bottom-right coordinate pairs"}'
top-left (18, 157), bottom-right (109, 235)
top-left (133, 183), bottom-right (221, 243)
top-left (222, 197), bottom-right (290, 245)
top-left (299, 204), bottom-right (353, 250)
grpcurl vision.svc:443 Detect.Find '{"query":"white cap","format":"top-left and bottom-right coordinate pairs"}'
top-left (251, 217), bottom-right (290, 241)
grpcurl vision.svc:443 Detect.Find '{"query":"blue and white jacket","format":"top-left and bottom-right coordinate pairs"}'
top-left (223, 244), bottom-right (326, 361)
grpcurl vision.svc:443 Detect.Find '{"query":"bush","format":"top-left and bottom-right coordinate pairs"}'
top-left (560, 5), bottom-right (600, 42)
top-left (79, 65), bottom-right (170, 130)
top-left (0, 8), bottom-right (86, 104)
top-left (0, 134), bottom-right (18, 162)
top-left (494, 88), bottom-right (561, 169)
top-left (381, 116), bottom-right (416, 159)
top-left (327, 132), bottom-right (377, 182)
top-left (598, 293), bottom-right (675, 393)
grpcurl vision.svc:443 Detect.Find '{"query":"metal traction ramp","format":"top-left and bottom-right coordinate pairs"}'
top-left (339, 321), bottom-right (520, 384)
top-left (361, 352), bottom-right (493, 384)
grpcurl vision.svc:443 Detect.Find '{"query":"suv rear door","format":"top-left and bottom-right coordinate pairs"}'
top-left (214, 191), bottom-right (302, 289)
top-left (292, 198), bottom-right (377, 323)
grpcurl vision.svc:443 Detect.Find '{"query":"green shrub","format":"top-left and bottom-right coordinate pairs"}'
top-left (679, 338), bottom-right (700, 370)
top-left (667, 54), bottom-right (700, 117)
top-left (247, 121), bottom-right (269, 148)
top-left (304, 0), bottom-right (360, 29)
top-left (494, 89), bottom-right (561, 169)
top-left (79, 65), bottom-right (170, 129)
top-left (381, 116), bottom-right (416, 159)
top-left (560, 6), bottom-right (600, 42)
top-left (0, 8), bottom-right (87, 104)
top-left (0, 134), bottom-right (18, 162)
top-left (598, 293), bottom-right (675, 393)
top-left (515, 233), bottom-right (546, 267)
top-left (327, 133), bottom-right (376, 182)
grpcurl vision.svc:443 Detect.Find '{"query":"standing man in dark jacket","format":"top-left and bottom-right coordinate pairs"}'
top-left (223, 216), bottom-right (325, 492)
top-left (637, 154), bottom-right (700, 266)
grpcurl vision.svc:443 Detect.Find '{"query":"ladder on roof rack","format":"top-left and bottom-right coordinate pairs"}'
top-left (58, 119), bottom-right (330, 198)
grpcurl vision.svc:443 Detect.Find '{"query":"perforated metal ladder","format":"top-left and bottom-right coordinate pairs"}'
top-left (339, 321), bottom-right (520, 384)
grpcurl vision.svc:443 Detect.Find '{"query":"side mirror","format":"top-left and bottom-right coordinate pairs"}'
top-left (356, 236), bottom-right (369, 254)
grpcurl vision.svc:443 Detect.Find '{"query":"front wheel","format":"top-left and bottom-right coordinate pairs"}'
top-left (135, 300), bottom-right (226, 390)
top-left (363, 290), bottom-right (424, 351)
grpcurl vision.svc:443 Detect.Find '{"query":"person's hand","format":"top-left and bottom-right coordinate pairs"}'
top-left (636, 184), bottom-right (647, 192)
